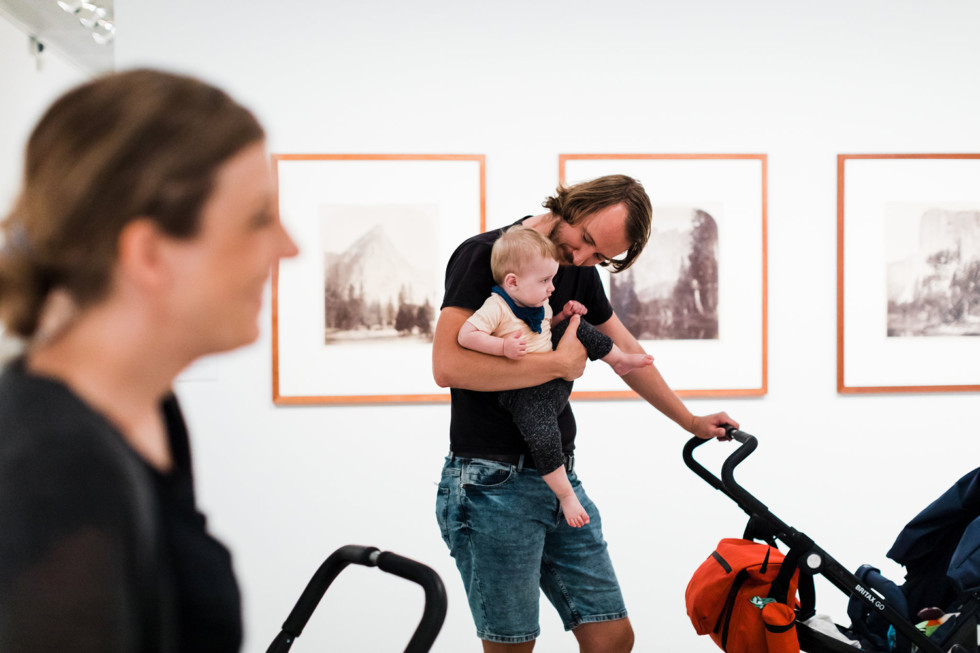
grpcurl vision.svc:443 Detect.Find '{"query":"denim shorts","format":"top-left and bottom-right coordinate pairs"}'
top-left (435, 456), bottom-right (627, 644)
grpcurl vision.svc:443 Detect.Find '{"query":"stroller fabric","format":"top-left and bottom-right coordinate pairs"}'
top-left (845, 564), bottom-right (908, 651)
top-left (888, 466), bottom-right (980, 595)
top-left (686, 538), bottom-right (801, 653)
top-left (843, 466), bottom-right (980, 653)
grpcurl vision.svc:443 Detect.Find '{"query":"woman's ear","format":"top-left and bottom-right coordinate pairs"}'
top-left (116, 218), bottom-right (169, 291)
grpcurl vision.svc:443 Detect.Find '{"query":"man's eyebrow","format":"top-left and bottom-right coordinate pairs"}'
top-left (583, 228), bottom-right (608, 260)
top-left (583, 228), bottom-right (598, 248)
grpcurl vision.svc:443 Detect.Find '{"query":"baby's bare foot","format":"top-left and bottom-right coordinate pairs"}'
top-left (561, 498), bottom-right (590, 528)
top-left (612, 353), bottom-right (653, 376)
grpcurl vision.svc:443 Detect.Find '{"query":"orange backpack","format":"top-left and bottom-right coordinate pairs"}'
top-left (686, 538), bottom-right (801, 653)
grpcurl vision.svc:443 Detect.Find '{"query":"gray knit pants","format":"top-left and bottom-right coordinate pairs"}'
top-left (498, 319), bottom-right (612, 474)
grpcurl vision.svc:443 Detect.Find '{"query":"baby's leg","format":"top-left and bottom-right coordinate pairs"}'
top-left (541, 466), bottom-right (589, 528)
top-left (499, 381), bottom-right (587, 527)
top-left (550, 318), bottom-right (612, 360)
top-left (551, 318), bottom-right (652, 376)
top-left (498, 380), bottom-right (570, 475)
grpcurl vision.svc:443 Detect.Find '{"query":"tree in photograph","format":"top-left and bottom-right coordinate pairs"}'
top-left (416, 298), bottom-right (433, 338)
top-left (670, 210), bottom-right (718, 339)
top-left (394, 303), bottom-right (415, 334)
top-left (610, 272), bottom-right (642, 337)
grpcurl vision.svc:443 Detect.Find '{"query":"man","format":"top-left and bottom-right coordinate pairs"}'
top-left (433, 174), bottom-right (735, 652)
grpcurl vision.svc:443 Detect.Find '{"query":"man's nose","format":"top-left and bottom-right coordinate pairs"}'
top-left (572, 248), bottom-right (593, 266)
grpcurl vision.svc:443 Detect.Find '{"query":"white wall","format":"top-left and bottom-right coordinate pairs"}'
top-left (0, 15), bottom-right (87, 359)
top-left (6, 1), bottom-right (980, 651)
top-left (0, 14), bottom-right (86, 217)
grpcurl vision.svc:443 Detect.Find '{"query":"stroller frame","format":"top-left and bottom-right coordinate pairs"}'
top-left (266, 544), bottom-right (448, 653)
top-left (685, 427), bottom-right (980, 653)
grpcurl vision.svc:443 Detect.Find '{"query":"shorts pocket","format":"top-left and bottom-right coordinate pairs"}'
top-left (435, 486), bottom-right (451, 546)
top-left (461, 460), bottom-right (514, 489)
top-left (435, 465), bottom-right (459, 546)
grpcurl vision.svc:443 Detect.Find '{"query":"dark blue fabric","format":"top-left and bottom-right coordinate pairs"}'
top-left (888, 467), bottom-right (980, 592)
top-left (491, 286), bottom-right (544, 334)
top-left (949, 518), bottom-right (980, 592)
top-left (846, 564), bottom-right (908, 650)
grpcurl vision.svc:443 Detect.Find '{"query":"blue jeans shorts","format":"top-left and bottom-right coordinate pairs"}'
top-left (435, 455), bottom-right (628, 644)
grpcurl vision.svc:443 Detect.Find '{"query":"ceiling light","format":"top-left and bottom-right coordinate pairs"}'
top-left (91, 19), bottom-right (115, 45)
top-left (56, 0), bottom-right (84, 12)
top-left (55, 0), bottom-right (115, 45)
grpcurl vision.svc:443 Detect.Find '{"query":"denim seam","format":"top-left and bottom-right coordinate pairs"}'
top-left (571, 611), bottom-right (630, 630)
top-left (436, 487), bottom-right (450, 545)
top-left (542, 556), bottom-right (580, 628)
top-left (459, 472), bottom-right (492, 634)
top-left (477, 628), bottom-right (540, 644)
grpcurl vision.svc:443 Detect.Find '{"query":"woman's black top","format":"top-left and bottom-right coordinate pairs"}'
top-left (0, 359), bottom-right (242, 653)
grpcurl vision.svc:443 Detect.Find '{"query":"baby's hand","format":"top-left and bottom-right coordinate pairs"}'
top-left (563, 300), bottom-right (587, 317)
top-left (502, 332), bottom-right (527, 360)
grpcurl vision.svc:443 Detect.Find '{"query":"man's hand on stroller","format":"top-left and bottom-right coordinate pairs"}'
top-left (690, 413), bottom-right (738, 441)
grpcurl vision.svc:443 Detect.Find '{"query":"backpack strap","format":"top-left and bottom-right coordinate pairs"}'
top-left (768, 545), bottom-right (801, 604)
top-left (767, 542), bottom-right (817, 621)
top-left (744, 515), bottom-right (779, 547)
top-left (797, 569), bottom-right (816, 621)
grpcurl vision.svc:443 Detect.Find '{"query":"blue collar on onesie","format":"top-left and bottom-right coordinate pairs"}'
top-left (491, 285), bottom-right (544, 334)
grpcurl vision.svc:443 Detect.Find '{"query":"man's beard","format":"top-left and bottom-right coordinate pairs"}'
top-left (548, 220), bottom-right (573, 265)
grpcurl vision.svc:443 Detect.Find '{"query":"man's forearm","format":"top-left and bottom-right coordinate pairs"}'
top-left (434, 307), bottom-right (572, 391)
top-left (595, 313), bottom-right (696, 432)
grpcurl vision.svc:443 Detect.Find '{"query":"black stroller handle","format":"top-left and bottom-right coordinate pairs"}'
top-left (375, 550), bottom-right (448, 649)
top-left (266, 545), bottom-right (448, 653)
top-left (684, 425), bottom-right (770, 520)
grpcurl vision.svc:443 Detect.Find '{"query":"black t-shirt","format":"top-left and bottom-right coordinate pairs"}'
top-left (0, 360), bottom-right (241, 653)
top-left (441, 218), bottom-right (613, 457)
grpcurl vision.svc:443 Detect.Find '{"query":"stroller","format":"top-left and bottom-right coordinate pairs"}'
top-left (266, 545), bottom-right (447, 652)
top-left (684, 426), bottom-right (980, 653)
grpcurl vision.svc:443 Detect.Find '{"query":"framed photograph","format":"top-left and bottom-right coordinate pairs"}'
top-left (272, 154), bottom-right (486, 404)
top-left (837, 154), bottom-right (980, 394)
top-left (559, 154), bottom-right (768, 399)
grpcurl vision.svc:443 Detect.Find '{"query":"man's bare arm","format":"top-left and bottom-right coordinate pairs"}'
top-left (433, 307), bottom-right (587, 391)
top-left (595, 312), bottom-right (736, 439)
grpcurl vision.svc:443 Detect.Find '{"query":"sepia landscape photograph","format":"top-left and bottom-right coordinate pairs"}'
top-left (610, 205), bottom-right (720, 340)
top-left (319, 204), bottom-right (439, 345)
top-left (886, 205), bottom-right (980, 337)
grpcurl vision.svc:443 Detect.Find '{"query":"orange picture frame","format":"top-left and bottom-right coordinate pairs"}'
top-left (560, 154), bottom-right (768, 399)
top-left (271, 154), bottom-right (486, 405)
top-left (837, 153), bottom-right (980, 394)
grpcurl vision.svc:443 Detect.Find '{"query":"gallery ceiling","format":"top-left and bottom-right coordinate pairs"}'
top-left (0, 0), bottom-right (114, 75)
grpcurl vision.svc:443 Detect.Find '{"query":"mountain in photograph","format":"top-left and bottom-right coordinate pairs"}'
top-left (323, 225), bottom-right (437, 342)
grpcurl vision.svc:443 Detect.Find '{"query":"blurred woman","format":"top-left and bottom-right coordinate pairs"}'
top-left (0, 69), bottom-right (297, 652)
